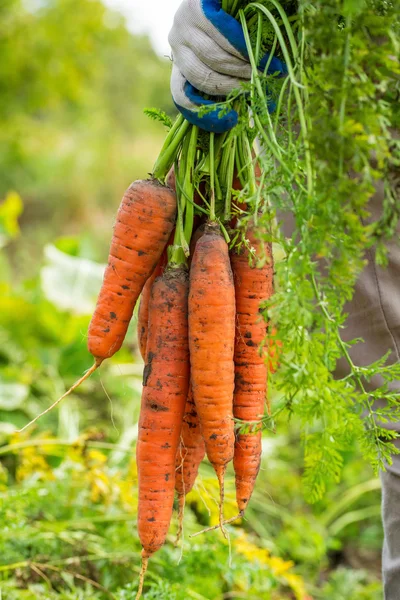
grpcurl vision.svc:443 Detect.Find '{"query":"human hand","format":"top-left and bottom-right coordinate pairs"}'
top-left (168, 0), bottom-right (287, 133)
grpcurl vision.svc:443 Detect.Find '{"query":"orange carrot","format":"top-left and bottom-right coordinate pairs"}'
top-left (136, 265), bottom-right (190, 598)
top-left (89, 179), bottom-right (176, 361)
top-left (137, 267), bottom-right (160, 361)
top-left (174, 222), bottom-right (206, 541)
top-left (190, 223), bottom-right (205, 256)
top-left (188, 222), bottom-right (236, 527)
top-left (231, 228), bottom-right (274, 514)
top-left (18, 179), bottom-right (177, 434)
top-left (175, 384), bottom-right (206, 541)
top-left (136, 230), bottom-right (174, 361)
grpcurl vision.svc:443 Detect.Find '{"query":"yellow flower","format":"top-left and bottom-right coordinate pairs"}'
top-left (267, 555), bottom-right (295, 576)
top-left (88, 469), bottom-right (111, 503)
top-left (235, 534), bottom-right (309, 600)
top-left (284, 573), bottom-right (308, 600)
top-left (16, 447), bottom-right (54, 482)
top-left (235, 536), bottom-right (270, 564)
top-left (87, 449), bottom-right (108, 465)
top-left (118, 478), bottom-right (137, 512)
top-left (127, 454), bottom-right (138, 484)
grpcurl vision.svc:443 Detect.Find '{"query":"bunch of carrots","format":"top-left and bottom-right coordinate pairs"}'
top-left (88, 163), bottom-right (274, 599)
top-left (19, 1), bottom-right (291, 596)
top-left (84, 149), bottom-right (275, 597)
top-left (22, 156), bottom-right (276, 598)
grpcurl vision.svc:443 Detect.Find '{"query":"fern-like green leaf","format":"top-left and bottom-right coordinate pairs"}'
top-left (144, 108), bottom-right (173, 129)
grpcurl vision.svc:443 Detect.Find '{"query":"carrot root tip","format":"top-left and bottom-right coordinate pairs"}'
top-left (216, 469), bottom-right (228, 540)
top-left (175, 494), bottom-right (185, 546)
top-left (16, 361), bottom-right (101, 434)
top-left (189, 512), bottom-right (244, 538)
top-left (135, 553), bottom-right (149, 600)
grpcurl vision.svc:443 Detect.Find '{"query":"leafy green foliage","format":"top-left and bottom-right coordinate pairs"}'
top-left (236, 0), bottom-right (400, 501)
top-left (0, 431), bottom-right (308, 599)
top-left (316, 568), bottom-right (382, 600)
top-left (0, 421), bottom-right (383, 599)
top-left (246, 0), bottom-right (299, 60)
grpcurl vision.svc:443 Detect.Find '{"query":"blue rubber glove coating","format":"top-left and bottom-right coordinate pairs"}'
top-left (175, 83), bottom-right (239, 134)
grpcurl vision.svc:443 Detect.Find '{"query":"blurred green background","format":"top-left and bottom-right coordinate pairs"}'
top-left (0, 0), bottom-right (384, 598)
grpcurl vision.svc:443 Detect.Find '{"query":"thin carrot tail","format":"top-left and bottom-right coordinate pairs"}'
top-left (17, 359), bottom-right (102, 433)
top-left (216, 466), bottom-right (228, 539)
top-left (175, 494), bottom-right (185, 545)
top-left (190, 511), bottom-right (244, 538)
top-left (135, 550), bottom-right (149, 600)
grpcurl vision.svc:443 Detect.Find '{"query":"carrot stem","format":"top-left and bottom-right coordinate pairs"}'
top-left (170, 125), bottom-right (198, 265)
top-left (172, 137), bottom-right (191, 264)
top-left (17, 360), bottom-right (102, 433)
top-left (214, 132), bottom-right (229, 170)
top-left (215, 170), bottom-right (223, 213)
top-left (235, 135), bottom-right (246, 188)
top-left (263, 34), bottom-right (278, 76)
top-left (219, 221), bottom-right (231, 244)
top-left (224, 135), bottom-right (237, 222)
top-left (218, 130), bottom-right (233, 183)
top-left (242, 131), bottom-right (257, 198)
top-left (153, 118), bottom-right (190, 181)
top-left (231, 0), bottom-right (242, 18)
top-left (209, 132), bottom-right (216, 221)
top-left (183, 125), bottom-right (199, 245)
top-left (153, 114), bottom-right (184, 173)
top-left (255, 11), bottom-right (263, 64)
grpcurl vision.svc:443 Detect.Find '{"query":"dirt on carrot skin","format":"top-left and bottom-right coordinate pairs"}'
top-left (88, 178), bottom-right (176, 362)
top-left (136, 265), bottom-right (190, 560)
top-left (231, 228), bottom-right (274, 513)
top-left (137, 228), bottom-right (174, 361)
top-left (188, 221), bottom-right (236, 518)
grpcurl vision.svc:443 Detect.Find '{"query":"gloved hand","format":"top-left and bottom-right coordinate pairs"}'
top-left (168, 0), bottom-right (287, 133)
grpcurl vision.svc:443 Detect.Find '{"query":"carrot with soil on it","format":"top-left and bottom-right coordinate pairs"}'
top-left (190, 223), bottom-right (206, 254)
top-left (136, 265), bottom-right (190, 599)
top-left (136, 229), bottom-right (174, 361)
top-left (18, 179), bottom-right (176, 433)
top-left (137, 265), bottom-right (161, 362)
top-left (136, 124), bottom-right (198, 599)
top-left (231, 227), bottom-right (274, 514)
top-left (188, 221), bottom-right (236, 532)
top-left (88, 179), bottom-right (177, 360)
top-left (174, 222), bottom-right (207, 543)
top-left (189, 227), bottom-right (275, 536)
top-left (188, 133), bottom-right (236, 533)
